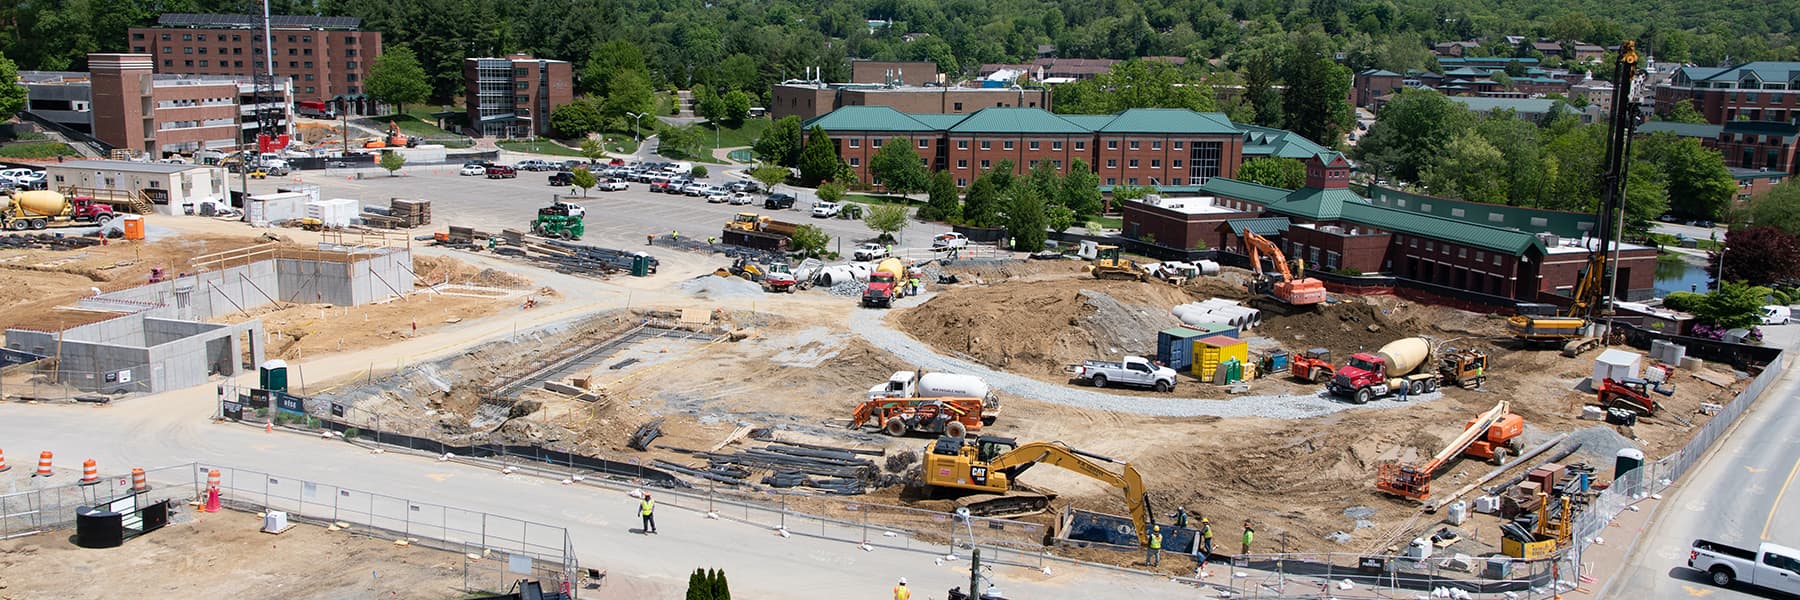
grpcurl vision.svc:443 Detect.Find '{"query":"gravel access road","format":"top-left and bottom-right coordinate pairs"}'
top-left (848, 292), bottom-right (1446, 418)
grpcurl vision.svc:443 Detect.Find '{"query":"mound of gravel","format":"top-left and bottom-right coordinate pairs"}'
top-left (679, 275), bottom-right (765, 298)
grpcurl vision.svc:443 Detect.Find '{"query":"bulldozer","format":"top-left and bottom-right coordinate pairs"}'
top-left (1289, 348), bottom-right (1335, 383)
top-left (1086, 245), bottom-right (1148, 281)
top-left (715, 257), bottom-right (765, 281)
top-left (917, 436), bottom-right (1156, 546)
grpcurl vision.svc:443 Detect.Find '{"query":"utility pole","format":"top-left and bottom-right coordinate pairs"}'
top-left (969, 547), bottom-right (982, 598)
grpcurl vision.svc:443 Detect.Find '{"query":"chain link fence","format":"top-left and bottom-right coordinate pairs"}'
top-left (1, 360), bottom-right (155, 402)
top-left (0, 464), bottom-right (195, 540)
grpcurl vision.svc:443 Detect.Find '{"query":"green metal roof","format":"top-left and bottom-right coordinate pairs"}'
top-left (1723, 120), bottom-right (1800, 141)
top-left (1443, 67), bottom-right (1487, 77)
top-left (1221, 217), bottom-right (1291, 237)
top-left (1446, 96), bottom-right (1577, 114)
top-left (1730, 167), bottom-right (1787, 181)
top-left (802, 106), bottom-right (935, 132)
top-left (947, 108), bottom-right (1088, 134)
top-left (1095, 109), bottom-right (1238, 134)
top-left (1267, 187), bottom-right (1365, 221)
top-left (910, 114), bottom-right (968, 129)
top-left (1637, 121), bottom-right (1722, 139)
top-left (1364, 185), bottom-right (1598, 239)
top-left (1685, 62), bottom-right (1800, 86)
top-left (1361, 69), bottom-right (1401, 77)
top-left (1340, 203), bottom-right (1544, 255)
top-left (1197, 177), bottom-right (1290, 204)
top-left (1060, 115), bottom-right (1116, 130)
top-left (1236, 124), bottom-right (1329, 159)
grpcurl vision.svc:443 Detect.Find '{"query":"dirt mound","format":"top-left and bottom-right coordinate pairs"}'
top-left (412, 255), bottom-right (531, 289)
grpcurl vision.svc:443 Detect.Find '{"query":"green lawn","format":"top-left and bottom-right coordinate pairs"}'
top-left (846, 193), bottom-right (914, 205)
top-left (1649, 232), bottom-right (1722, 251)
top-left (0, 141), bottom-right (78, 158)
top-left (1087, 216), bottom-right (1123, 229)
top-left (361, 109), bottom-right (473, 148)
top-left (599, 133), bottom-right (638, 155)
top-left (681, 118), bottom-right (771, 163)
top-left (497, 139), bottom-right (587, 157)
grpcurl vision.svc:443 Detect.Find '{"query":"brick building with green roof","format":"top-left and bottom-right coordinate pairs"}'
top-left (1121, 153), bottom-right (1658, 303)
top-left (804, 106), bottom-right (1322, 189)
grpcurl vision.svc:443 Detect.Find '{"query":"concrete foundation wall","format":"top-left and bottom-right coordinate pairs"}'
top-left (144, 317), bottom-right (226, 346)
top-left (146, 319), bottom-right (262, 391)
top-left (80, 247), bottom-right (412, 318)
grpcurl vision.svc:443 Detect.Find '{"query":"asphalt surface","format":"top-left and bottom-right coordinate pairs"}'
top-left (234, 158), bottom-right (950, 253)
top-left (1605, 334), bottom-right (1800, 599)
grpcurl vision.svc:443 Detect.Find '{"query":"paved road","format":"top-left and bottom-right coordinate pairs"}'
top-left (1605, 358), bottom-right (1800, 599)
top-left (242, 163), bottom-right (949, 253)
top-left (1652, 222), bottom-right (1727, 242)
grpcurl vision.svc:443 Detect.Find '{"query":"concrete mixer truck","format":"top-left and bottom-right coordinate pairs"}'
top-left (1326, 337), bottom-right (1488, 404)
top-left (3, 190), bottom-right (117, 230)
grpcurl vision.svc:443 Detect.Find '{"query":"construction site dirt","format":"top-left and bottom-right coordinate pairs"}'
top-left (0, 511), bottom-right (470, 599)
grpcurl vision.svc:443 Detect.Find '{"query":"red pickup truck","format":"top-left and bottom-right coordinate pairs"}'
top-left (485, 165), bottom-right (517, 179)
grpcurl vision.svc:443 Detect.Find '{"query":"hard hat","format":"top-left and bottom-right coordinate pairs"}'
top-left (1201, 517), bottom-right (1209, 523)
top-left (898, 577), bottom-right (907, 585)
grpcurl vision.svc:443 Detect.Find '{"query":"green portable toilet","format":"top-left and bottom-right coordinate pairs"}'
top-left (259, 359), bottom-right (289, 392)
top-left (630, 253), bottom-right (651, 277)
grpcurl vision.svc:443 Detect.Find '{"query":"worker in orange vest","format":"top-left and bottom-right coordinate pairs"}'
top-left (893, 577), bottom-right (910, 600)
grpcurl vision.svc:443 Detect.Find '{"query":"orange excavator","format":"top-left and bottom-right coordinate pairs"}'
top-left (1376, 400), bottom-right (1524, 501)
top-left (1241, 230), bottom-right (1327, 305)
top-left (363, 121), bottom-right (417, 149)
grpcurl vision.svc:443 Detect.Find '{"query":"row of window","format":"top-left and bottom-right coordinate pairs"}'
top-left (157, 58), bottom-right (358, 80)
top-left (139, 32), bottom-right (360, 45)
top-left (159, 118), bottom-right (235, 130)
top-left (1397, 234), bottom-right (1505, 266)
top-left (843, 137), bottom-right (1217, 153)
top-left (156, 98), bottom-right (233, 109)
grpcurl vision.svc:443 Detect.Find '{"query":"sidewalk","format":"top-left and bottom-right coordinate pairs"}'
top-left (1560, 490), bottom-right (1666, 598)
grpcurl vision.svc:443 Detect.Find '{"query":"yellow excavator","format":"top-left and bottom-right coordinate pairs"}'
top-left (917, 436), bottom-right (1155, 546)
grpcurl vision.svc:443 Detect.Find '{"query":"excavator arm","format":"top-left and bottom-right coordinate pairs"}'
top-left (1242, 230), bottom-right (1296, 283)
top-left (988, 442), bottom-right (1155, 546)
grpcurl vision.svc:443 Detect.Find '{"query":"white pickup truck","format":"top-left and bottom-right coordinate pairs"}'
top-left (1689, 539), bottom-right (1800, 593)
top-left (1070, 355), bottom-right (1179, 392)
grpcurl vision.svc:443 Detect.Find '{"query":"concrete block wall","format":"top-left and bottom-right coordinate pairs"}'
top-left (55, 314), bottom-right (149, 345)
top-left (144, 317), bottom-right (225, 346)
top-left (1, 331), bottom-right (155, 394)
top-left (146, 319), bottom-right (262, 391)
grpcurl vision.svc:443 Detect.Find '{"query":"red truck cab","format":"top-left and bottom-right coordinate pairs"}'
top-left (1327, 352), bottom-right (1390, 401)
top-left (863, 272), bottom-right (898, 308)
top-left (70, 197), bottom-right (117, 222)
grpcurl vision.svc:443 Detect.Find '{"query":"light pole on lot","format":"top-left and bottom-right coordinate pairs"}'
top-left (626, 112), bottom-right (650, 144)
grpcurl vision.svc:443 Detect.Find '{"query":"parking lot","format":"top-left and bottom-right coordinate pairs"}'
top-left (236, 161), bottom-right (953, 252)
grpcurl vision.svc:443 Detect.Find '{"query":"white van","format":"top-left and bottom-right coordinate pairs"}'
top-left (1761, 305), bottom-right (1792, 325)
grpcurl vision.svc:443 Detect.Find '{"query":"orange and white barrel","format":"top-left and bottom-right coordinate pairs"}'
top-left (79, 459), bottom-right (99, 484)
top-left (131, 468), bottom-right (148, 492)
top-left (33, 451), bottom-right (52, 477)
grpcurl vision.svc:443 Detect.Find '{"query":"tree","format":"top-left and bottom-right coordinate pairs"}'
top-left (754, 116), bottom-right (804, 167)
top-left (570, 167), bottom-right (597, 196)
top-left (378, 151), bottom-right (406, 176)
top-left (797, 126), bottom-right (841, 185)
top-left (1053, 60), bottom-right (1216, 114)
top-left (816, 180), bottom-right (846, 203)
top-left (1689, 280), bottom-right (1773, 330)
top-left (365, 45), bottom-right (431, 114)
top-left (690, 165), bottom-right (709, 178)
top-left (864, 202), bottom-right (910, 242)
top-left (580, 138), bottom-right (608, 163)
top-left (1421, 131), bottom-right (1509, 203)
top-left (1666, 99), bottom-right (1708, 124)
top-left (962, 176), bottom-right (1002, 227)
top-left (1280, 32), bottom-right (1355, 145)
top-left (922, 170), bottom-right (961, 222)
top-left (789, 224), bottom-right (830, 258)
top-left (695, 86), bottom-right (727, 123)
top-left (1005, 186), bottom-right (1049, 251)
top-left (1637, 133), bottom-right (1736, 220)
top-left (1709, 226), bottom-right (1800, 286)
top-left (1058, 159), bottom-right (1103, 219)
top-left (1751, 179), bottom-right (1800, 235)
top-left (722, 90), bottom-right (753, 125)
top-left (1047, 205), bottom-right (1077, 233)
top-left (868, 137), bottom-right (928, 195)
top-left (1353, 89), bottom-right (1472, 182)
top-left (1235, 157), bottom-right (1306, 189)
top-left (657, 123), bottom-right (704, 159)
top-left (750, 164), bottom-right (789, 192)
top-left (581, 40), bottom-right (648, 97)
top-left (550, 99), bottom-right (605, 139)
top-left (1623, 166), bottom-right (1671, 236)
top-left (602, 70), bottom-right (657, 128)
top-left (0, 53), bottom-right (25, 121)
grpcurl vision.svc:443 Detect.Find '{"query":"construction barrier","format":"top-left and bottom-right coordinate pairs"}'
top-left (207, 468), bottom-right (221, 489)
top-left (131, 467), bottom-right (147, 492)
top-left (33, 451), bottom-right (51, 477)
top-left (79, 459), bottom-right (99, 484)
top-left (0, 448), bottom-right (8, 473)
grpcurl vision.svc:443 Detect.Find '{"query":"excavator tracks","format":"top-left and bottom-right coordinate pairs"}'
top-left (953, 492), bottom-right (1052, 519)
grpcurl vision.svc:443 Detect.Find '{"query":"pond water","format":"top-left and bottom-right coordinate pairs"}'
top-left (1654, 253), bottom-right (1713, 297)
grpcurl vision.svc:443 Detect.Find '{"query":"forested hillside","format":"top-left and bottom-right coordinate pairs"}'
top-left (3, 0), bottom-right (1794, 104)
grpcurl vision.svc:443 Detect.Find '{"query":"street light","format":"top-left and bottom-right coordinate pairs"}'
top-left (626, 112), bottom-right (650, 143)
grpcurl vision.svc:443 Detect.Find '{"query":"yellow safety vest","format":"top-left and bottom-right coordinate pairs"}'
top-left (640, 499), bottom-right (654, 516)
top-left (894, 585), bottom-right (911, 600)
top-left (1150, 533), bottom-right (1162, 549)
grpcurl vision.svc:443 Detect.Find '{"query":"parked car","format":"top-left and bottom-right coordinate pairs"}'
top-left (1688, 539), bottom-right (1800, 593)
top-left (932, 232), bottom-right (969, 249)
top-left (550, 200), bottom-right (587, 220)
top-left (0, 168), bottom-right (41, 184)
top-left (515, 159), bottom-right (553, 172)
top-left (485, 165), bottom-right (517, 179)
top-left (648, 180), bottom-right (675, 193)
top-left (853, 243), bottom-right (889, 261)
top-left (458, 164), bottom-right (487, 176)
top-left (812, 201), bottom-right (843, 218)
top-left (765, 193), bottom-right (797, 210)
top-left (548, 171), bottom-right (575, 186)
top-left (728, 180), bottom-right (761, 193)
top-left (598, 179), bottom-right (629, 191)
top-left (15, 171), bottom-right (47, 188)
top-left (706, 191), bottom-right (732, 203)
top-left (728, 192), bottom-right (755, 205)
top-left (1761, 305), bottom-right (1793, 325)
top-left (1071, 355), bottom-right (1179, 392)
top-left (682, 182), bottom-right (710, 196)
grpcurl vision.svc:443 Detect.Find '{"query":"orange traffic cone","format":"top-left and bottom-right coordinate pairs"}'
top-left (131, 468), bottom-right (148, 492)
top-left (32, 451), bottom-right (52, 477)
top-left (79, 459), bottom-right (99, 485)
top-left (204, 486), bottom-right (221, 512)
top-left (0, 448), bottom-right (9, 473)
top-left (266, 420), bottom-right (273, 433)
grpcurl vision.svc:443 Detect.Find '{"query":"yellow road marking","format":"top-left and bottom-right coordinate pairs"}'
top-left (1682, 584), bottom-right (1714, 596)
top-left (1747, 466), bottom-right (1767, 473)
top-left (1764, 456), bottom-right (1800, 541)
top-left (424, 473), bottom-right (453, 482)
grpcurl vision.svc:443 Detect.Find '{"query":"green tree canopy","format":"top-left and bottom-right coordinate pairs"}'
top-left (1689, 280), bottom-right (1774, 330)
top-left (750, 164), bottom-right (790, 192)
top-left (922, 170), bottom-right (961, 222)
top-left (602, 71), bottom-right (658, 130)
top-left (1666, 99), bottom-right (1708, 124)
top-left (962, 176), bottom-right (1002, 228)
top-left (581, 40), bottom-right (649, 97)
top-left (754, 116), bottom-right (804, 167)
top-left (868, 137), bottom-right (928, 195)
top-left (1280, 32), bottom-right (1354, 146)
top-left (1750, 179), bottom-right (1800, 235)
top-left (1058, 158), bottom-right (1104, 219)
top-left (378, 150), bottom-right (406, 175)
top-left (1636, 133), bottom-right (1736, 220)
top-left (1053, 60), bottom-right (1216, 114)
top-left (1421, 131), bottom-right (1509, 203)
top-left (0, 53), bottom-right (25, 122)
top-left (816, 180), bottom-right (847, 203)
top-left (798, 126), bottom-right (841, 185)
top-left (721, 90), bottom-right (753, 125)
top-left (365, 45), bottom-right (431, 113)
top-left (1235, 157), bottom-right (1306, 189)
top-left (1353, 88), bottom-right (1472, 181)
top-left (550, 98), bottom-right (605, 139)
top-left (863, 202), bottom-right (910, 242)
top-left (570, 167), bottom-right (597, 196)
top-left (1005, 186), bottom-right (1049, 251)
top-left (789, 224), bottom-right (830, 257)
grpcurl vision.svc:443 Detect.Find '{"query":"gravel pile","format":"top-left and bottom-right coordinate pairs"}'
top-left (679, 275), bottom-right (765, 298)
top-left (827, 280), bottom-right (864, 297)
top-left (846, 308), bottom-right (1449, 419)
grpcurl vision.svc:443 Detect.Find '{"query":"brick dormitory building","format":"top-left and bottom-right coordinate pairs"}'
top-left (128, 13), bottom-right (382, 114)
top-left (801, 104), bottom-right (1655, 305)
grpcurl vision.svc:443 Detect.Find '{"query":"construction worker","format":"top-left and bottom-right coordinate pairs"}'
top-left (1395, 381), bottom-right (1408, 402)
top-left (1147, 527), bottom-right (1163, 567)
top-left (893, 577), bottom-right (910, 600)
top-left (1170, 506), bottom-right (1189, 529)
top-left (1199, 517), bottom-right (1214, 556)
top-left (639, 493), bottom-right (657, 534)
top-left (671, 230), bottom-right (680, 243)
top-left (647, 234), bottom-right (655, 246)
top-left (1241, 521), bottom-right (1254, 555)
